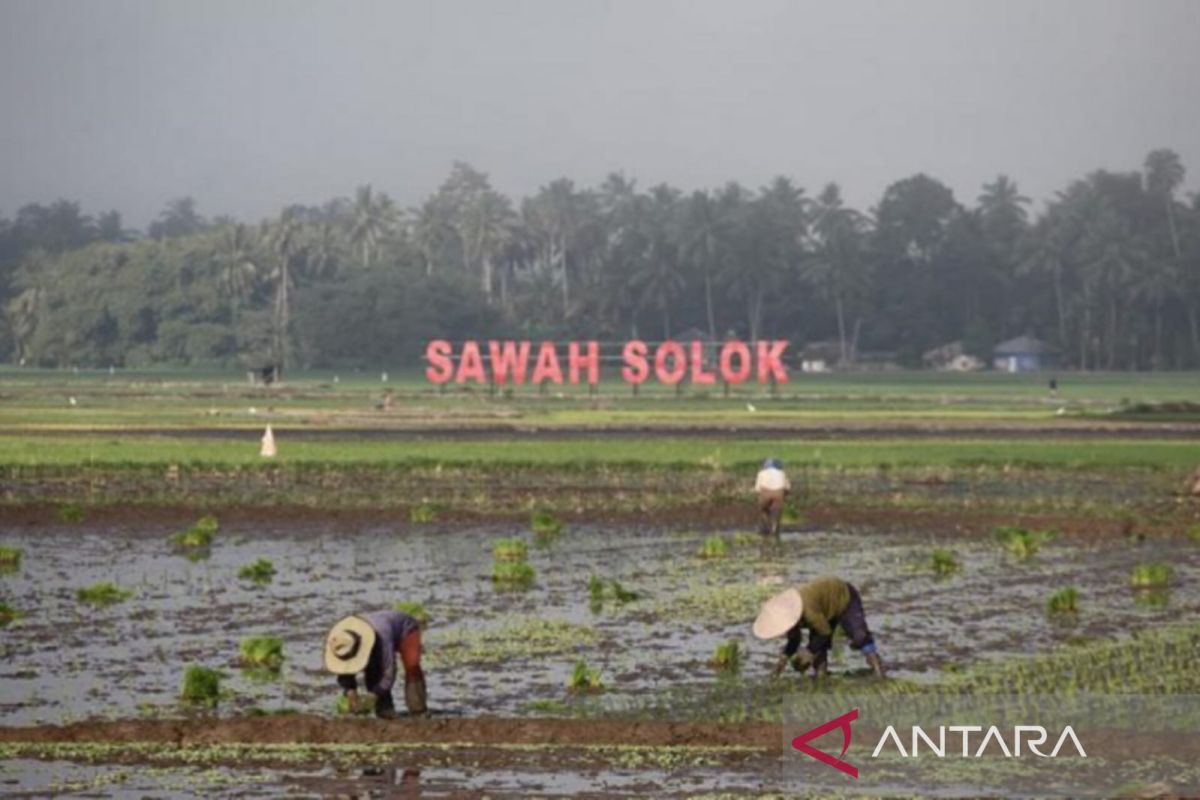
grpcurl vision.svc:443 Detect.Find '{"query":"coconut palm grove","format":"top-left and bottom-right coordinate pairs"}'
top-left (3, 150), bottom-right (1198, 372)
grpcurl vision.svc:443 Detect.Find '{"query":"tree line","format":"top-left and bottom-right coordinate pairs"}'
top-left (1, 149), bottom-right (1197, 371)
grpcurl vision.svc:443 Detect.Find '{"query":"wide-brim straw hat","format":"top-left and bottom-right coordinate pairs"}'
top-left (324, 615), bottom-right (376, 674)
top-left (753, 588), bottom-right (804, 639)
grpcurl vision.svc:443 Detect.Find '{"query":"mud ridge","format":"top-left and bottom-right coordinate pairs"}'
top-left (0, 715), bottom-right (781, 751)
top-left (5, 422), bottom-right (1200, 439)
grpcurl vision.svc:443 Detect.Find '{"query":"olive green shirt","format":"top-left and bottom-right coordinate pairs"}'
top-left (798, 576), bottom-right (851, 636)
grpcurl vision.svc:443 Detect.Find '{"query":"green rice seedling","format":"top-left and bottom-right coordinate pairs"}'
top-left (566, 659), bottom-right (604, 693)
top-left (587, 575), bottom-right (606, 603)
top-left (409, 502), bottom-right (438, 524)
top-left (731, 531), bottom-right (759, 547)
top-left (531, 510), bottom-right (563, 537)
top-left (993, 525), bottom-right (1055, 559)
top-left (0, 602), bottom-right (22, 627)
top-left (0, 545), bottom-right (22, 571)
top-left (698, 535), bottom-right (729, 559)
top-left (239, 636), bottom-right (284, 671)
top-left (57, 503), bottom-right (85, 523)
top-left (781, 504), bottom-right (802, 525)
top-left (393, 601), bottom-right (431, 626)
top-left (76, 582), bottom-right (133, 607)
top-left (172, 516), bottom-right (218, 550)
top-left (610, 580), bottom-right (640, 603)
top-left (1047, 587), bottom-right (1080, 615)
top-left (492, 560), bottom-right (535, 587)
top-left (710, 640), bottom-right (741, 671)
top-left (1186, 525), bottom-right (1200, 543)
top-left (180, 665), bottom-right (222, 707)
top-left (238, 558), bottom-right (276, 585)
top-left (1130, 563), bottom-right (1172, 589)
top-left (335, 693), bottom-right (376, 715)
top-left (193, 515), bottom-right (219, 536)
top-left (525, 698), bottom-right (569, 714)
top-left (930, 548), bottom-right (960, 576)
top-left (492, 537), bottom-right (529, 561)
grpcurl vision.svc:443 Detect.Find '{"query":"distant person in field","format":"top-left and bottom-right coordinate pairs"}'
top-left (755, 458), bottom-right (791, 536)
top-left (753, 575), bottom-right (886, 679)
top-left (325, 610), bottom-right (427, 718)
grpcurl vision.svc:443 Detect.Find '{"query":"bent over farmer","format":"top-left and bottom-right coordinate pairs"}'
top-left (754, 458), bottom-right (791, 536)
top-left (752, 575), bottom-right (886, 679)
top-left (324, 610), bottom-right (427, 718)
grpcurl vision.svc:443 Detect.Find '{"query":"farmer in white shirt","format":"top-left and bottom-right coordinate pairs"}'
top-left (755, 457), bottom-right (791, 536)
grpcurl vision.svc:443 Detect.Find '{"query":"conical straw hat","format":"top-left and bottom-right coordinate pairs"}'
top-left (752, 588), bottom-right (804, 639)
top-left (323, 615), bottom-right (376, 674)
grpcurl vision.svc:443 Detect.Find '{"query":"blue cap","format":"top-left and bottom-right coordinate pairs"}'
top-left (762, 458), bottom-right (783, 469)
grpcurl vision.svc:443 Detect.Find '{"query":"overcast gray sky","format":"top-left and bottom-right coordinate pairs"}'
top-left (1, 0), bottom-right (1197, 227)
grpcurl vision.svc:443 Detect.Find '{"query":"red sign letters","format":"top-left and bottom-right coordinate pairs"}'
top-left (425, 340), bottom-right (790, 386)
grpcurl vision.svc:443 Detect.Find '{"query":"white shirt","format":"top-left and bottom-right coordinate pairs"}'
top-left (755, 467), bottom-right (791, 492)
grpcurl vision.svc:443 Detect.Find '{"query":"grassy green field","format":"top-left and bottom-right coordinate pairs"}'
top-left (1, 435), bottom-right (1196, 470)
top-left (1, 369), bottom-right (1196, 519)
top-left (2, 367), bottom-right (1198, 429)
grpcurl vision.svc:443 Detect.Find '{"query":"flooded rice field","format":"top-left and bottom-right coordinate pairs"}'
top-left (2, 518), bottom-right (1198, 728)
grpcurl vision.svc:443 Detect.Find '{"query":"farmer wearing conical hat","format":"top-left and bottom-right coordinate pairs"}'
top-left (753, 575), bottom-right (886, 679)
top-left (325, 610), bottom-right (427, 719)
top-left (755, 458), bottom-right (791, 536)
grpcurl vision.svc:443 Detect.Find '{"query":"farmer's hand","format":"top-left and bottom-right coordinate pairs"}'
top-left (771, 654), bottom-right (790, 678)
top-left (811, 651), bottom-right (829, 680)
top-left (791, 652), bottom-right (814, 672)
top-left (344, 689), bottom-right (359, 713)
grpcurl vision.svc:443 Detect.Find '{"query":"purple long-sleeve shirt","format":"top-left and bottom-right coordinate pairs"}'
top-left (360, 610), bottom-right (420, 695)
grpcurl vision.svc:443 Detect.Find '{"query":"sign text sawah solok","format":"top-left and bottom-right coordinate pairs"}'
top-left (424, 339), bottom-right (791, 386)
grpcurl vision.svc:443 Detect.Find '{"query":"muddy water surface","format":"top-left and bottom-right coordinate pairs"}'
top-left (1, 520), bottom-right (1197, 725)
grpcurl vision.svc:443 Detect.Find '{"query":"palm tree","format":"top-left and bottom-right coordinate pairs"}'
top-left (349, 185), bottom-right (398, 268)
top-left (530, 179), bottom-right (585, 316)
top-left (803, 183), bottom-right (870, 364)
top-left (213, 224), bottom-right (259, 324)
top-left (462, 190), bottom-right (516, 302)
top-left (1144, 149), bottom-right (1185, 259)
top-left (977, 175), bottom-right (1030, 241)
top-left (681, 190), bottom-right (730, 342)
top-left (1080, 203), bottom-right (1147, 368)
top-left (304, 221), bottom-right (343, 280)
top-left (411, 197), bottom-right (455, 276)
top-left (591, 173), bottom-right (644, 334)
top-left (6, 286), bottom-right (43, 363)
top-left (265, 209), bottom-right (303, 372)
top-left (719, 178), bottom-right (806, 341)
top-left (631, 214), bottom-right (686, 342)
top-left (1129, 254), bottom-right (1178, 368)
top-left (1017, 213), bottom-right (1074, 356)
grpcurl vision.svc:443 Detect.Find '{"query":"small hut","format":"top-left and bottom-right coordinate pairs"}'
top-left (993, 336), bottom-right (1056, 373)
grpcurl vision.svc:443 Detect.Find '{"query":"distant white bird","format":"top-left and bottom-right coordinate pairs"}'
top-left (249, 407), bottom-right (258, 415)
top-left (381, 372), bottom-right (389, 382)
top-left (333, 375), bottom-right (340, 384)
top-left (1055, 407), bottom-right (1066, 416)
top-left (746, 403), bottom-right (757, 413)
top-left (68, 397), bottom-right (77, 406)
